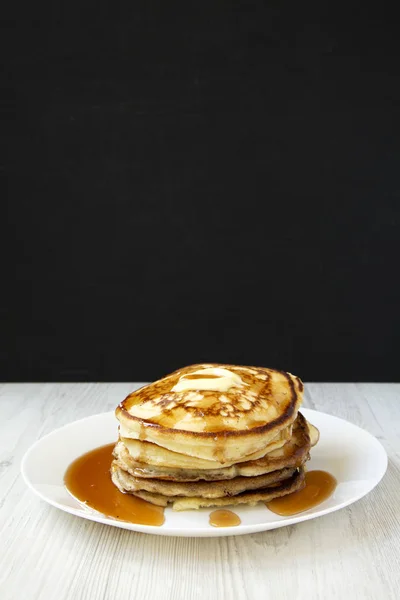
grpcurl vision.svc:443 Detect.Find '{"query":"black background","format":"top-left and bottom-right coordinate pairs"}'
top-left (3, 2), bottom-right (400, 382)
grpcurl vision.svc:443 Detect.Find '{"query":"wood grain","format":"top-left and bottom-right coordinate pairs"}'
top-left (1, 383), bottom-right (399, 600)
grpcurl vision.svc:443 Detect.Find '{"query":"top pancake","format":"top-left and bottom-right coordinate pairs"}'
top-left (116, 364), bottom-right (303, 463)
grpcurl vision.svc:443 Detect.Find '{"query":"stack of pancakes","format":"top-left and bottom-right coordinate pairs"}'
top-left (111, 364), bottom-right (319, 510)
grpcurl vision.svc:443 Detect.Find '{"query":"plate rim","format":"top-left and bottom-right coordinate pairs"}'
top-left (21, 408), bottom-right (388, 537)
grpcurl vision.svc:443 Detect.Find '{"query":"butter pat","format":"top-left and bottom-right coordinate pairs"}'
top-left (171, 368), bottom-right (244, 393)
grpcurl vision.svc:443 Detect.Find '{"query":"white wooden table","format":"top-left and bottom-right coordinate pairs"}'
top-left (1, 383), bottom-right (399, 600)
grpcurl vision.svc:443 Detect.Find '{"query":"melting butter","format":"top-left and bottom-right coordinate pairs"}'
top-left (172, 368), bottom-right (244, 393)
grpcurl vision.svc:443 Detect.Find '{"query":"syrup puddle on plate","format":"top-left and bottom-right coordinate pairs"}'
top-left (266, 470), bottom-right (337, 516)
top-left (209, 509), bottom-right (241, 527)
top-left (64, 443), bottom-right (165, 526)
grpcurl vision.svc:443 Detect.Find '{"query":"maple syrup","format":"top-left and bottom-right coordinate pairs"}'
top-left (266, 470), bottom-right (337, 516)
top-left (64, 443), bottom-right (165, 526)
top-left (209, 509), bottom-right (241, 527)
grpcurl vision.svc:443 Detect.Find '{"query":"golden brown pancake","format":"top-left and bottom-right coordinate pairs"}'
top-left (116, 364), bottom-right (303, 463)
top-left (118, 422), bottom-right (292, 470)
top-left (111, 466), bottom-right (306, 510)
top-left (111, 364), bottom-right (318, 511)
top-left (114, 412), bottom-right (312, 482)
top-left (111, 462), bottom-right (297, 497)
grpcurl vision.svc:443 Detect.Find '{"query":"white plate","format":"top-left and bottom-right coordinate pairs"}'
top-left (21, 408), bottom-right (387, 537)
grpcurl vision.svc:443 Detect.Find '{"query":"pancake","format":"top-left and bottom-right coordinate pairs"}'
top-left (116, 364), bottom-right (303, 463)
top-left (111, 466), bottom-right (306, 510)
top-left (119, 421), bottom-right (293, 470)
top-left (114, 412), bottom-right (312, 481)
top-left (111, 364), bottom-right (317, 512)
top-left (111, 462), bottom-right (297, 498)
